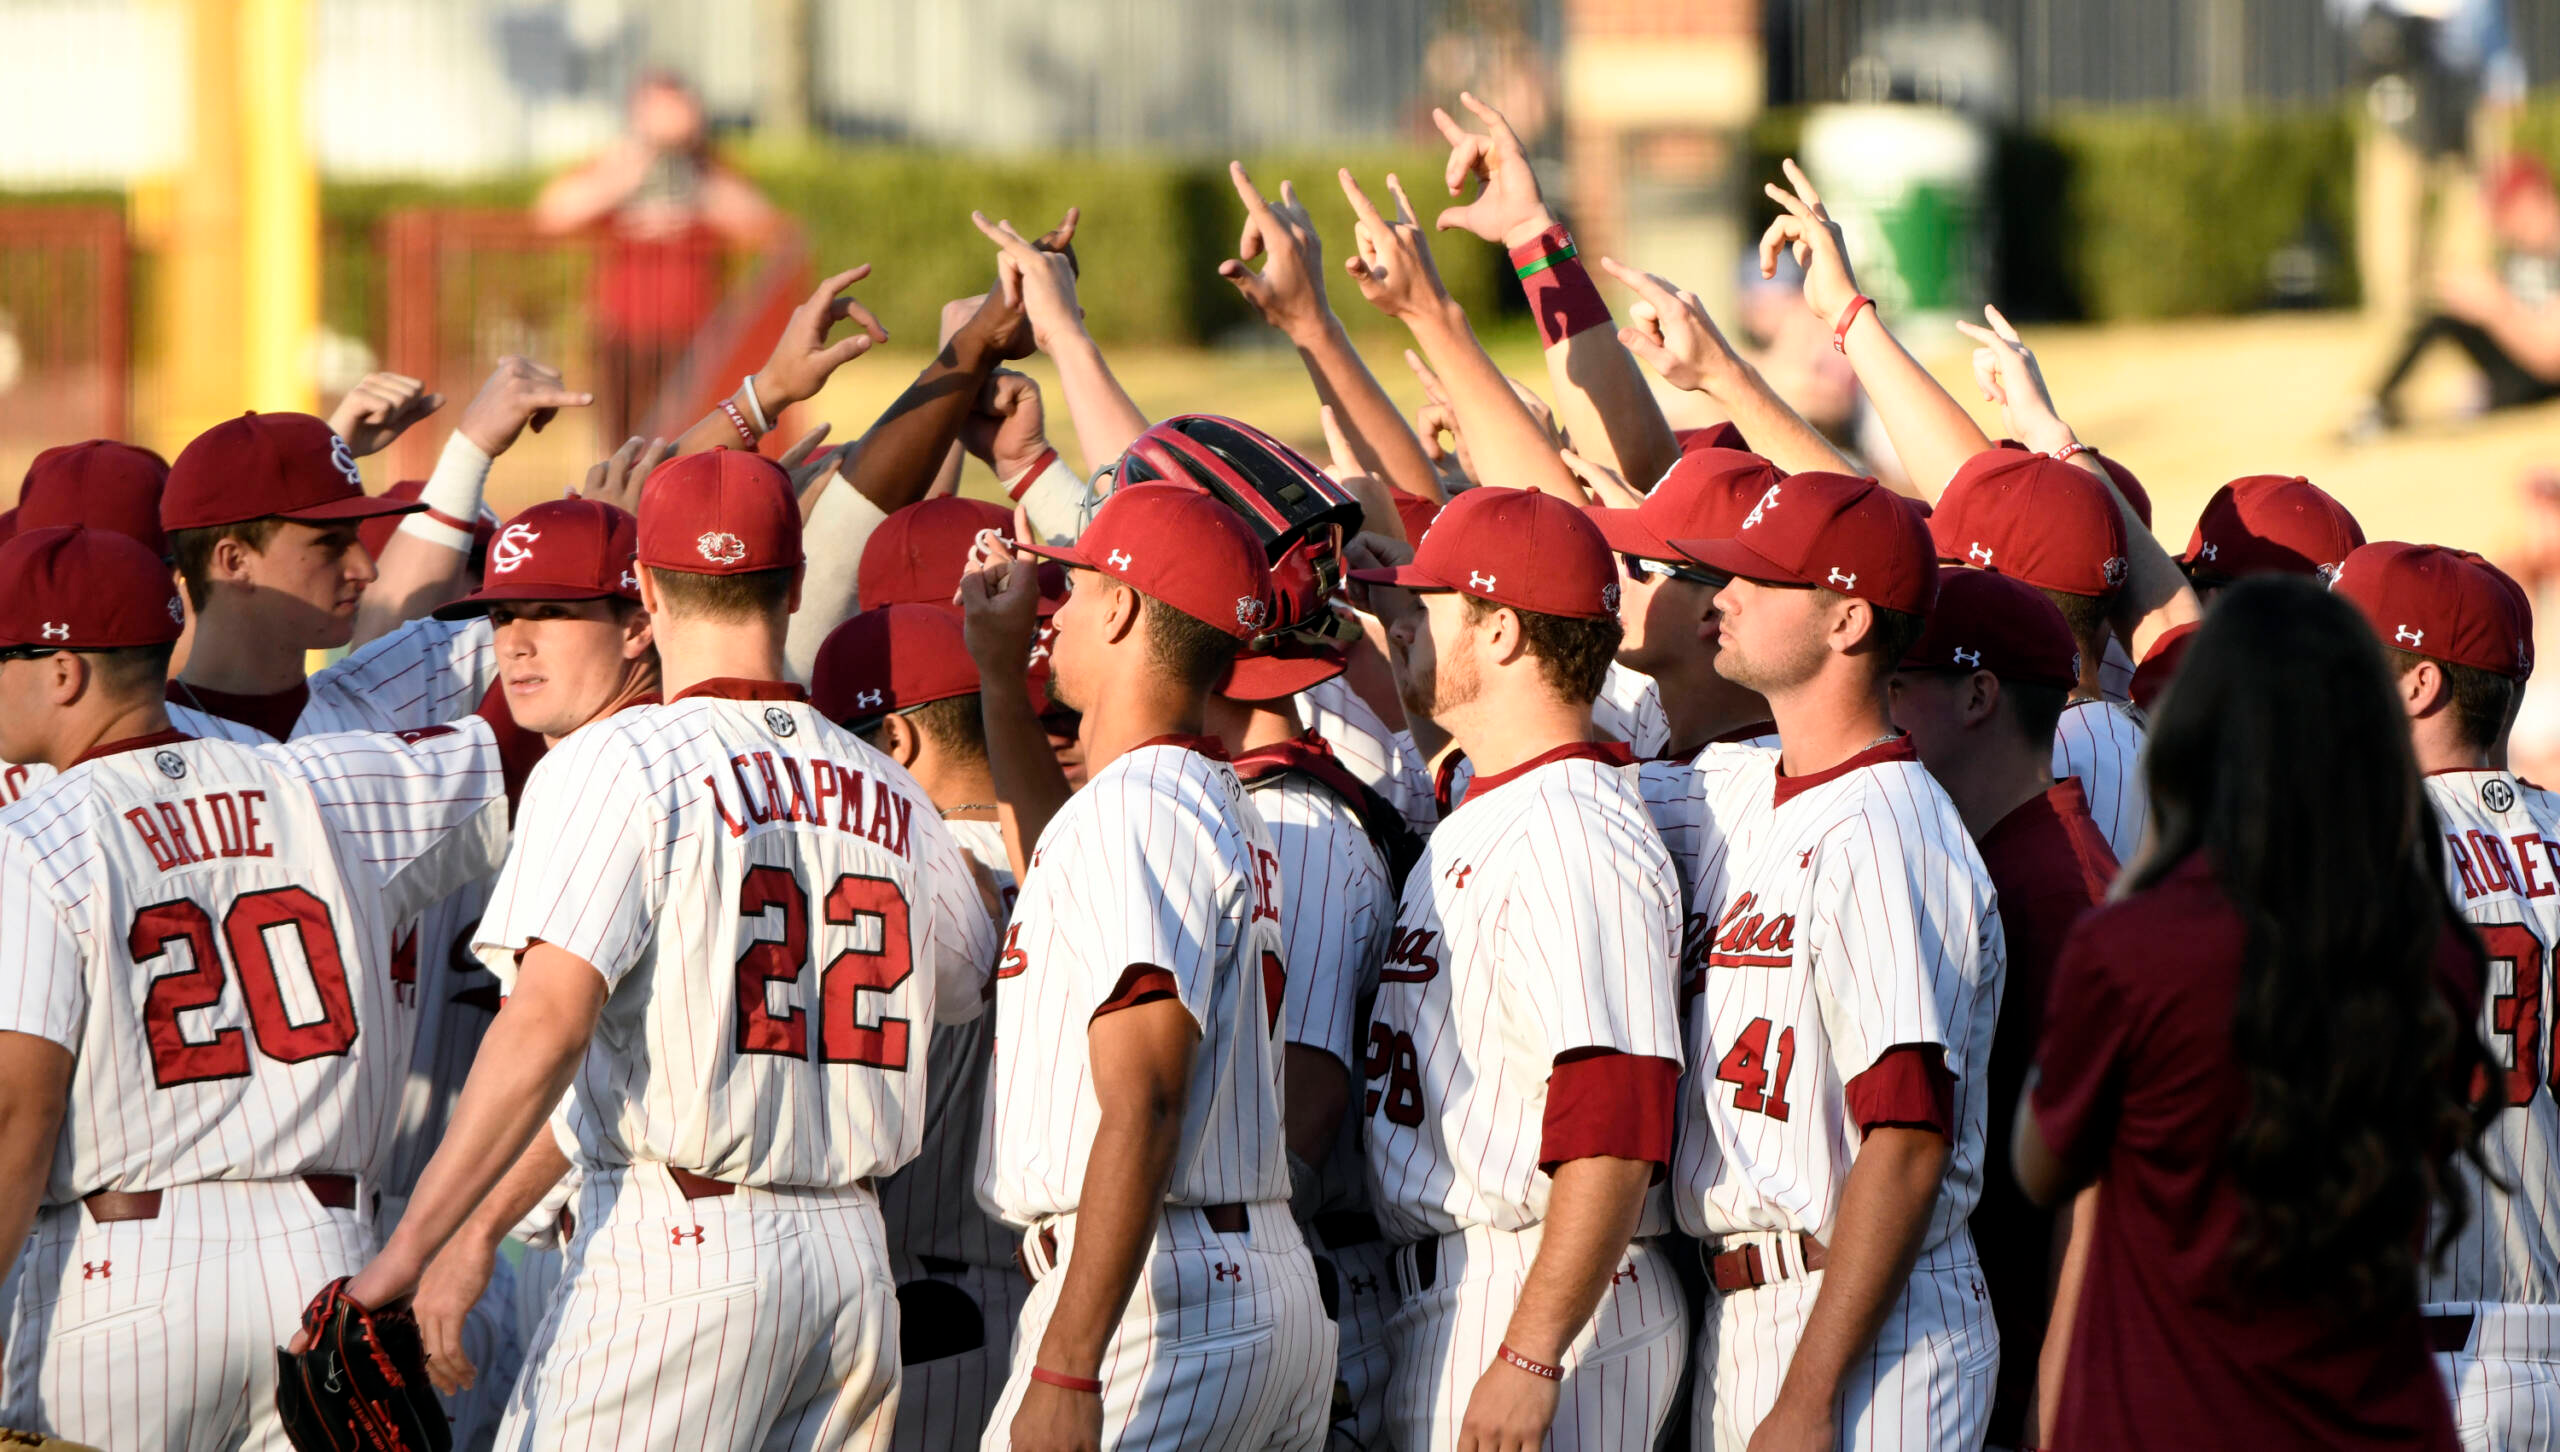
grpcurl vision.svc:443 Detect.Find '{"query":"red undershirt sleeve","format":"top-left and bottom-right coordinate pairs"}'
top-left (1091, 963), bottom-right (1180, 1021)
top-left (1844, 1043), bottom-right (1955, 1140)
top-left (1540, 1047), bottom-right (1681, 1174)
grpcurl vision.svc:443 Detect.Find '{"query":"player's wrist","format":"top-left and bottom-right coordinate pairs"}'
top-left (1499, 206), bottom-right (1560, 252)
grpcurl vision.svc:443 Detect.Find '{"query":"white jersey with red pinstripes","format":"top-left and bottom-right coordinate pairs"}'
top-left (2097, 633), bottom-right (2136, 704)
top-left (0, 704), bottom-right (277, 806)
top-left (1362, 745), bottom-right (1684, 1245)
top-left (1595, 662), bottom-right (1673, 758)
top-left (2428, 770), bottom-right (2560, 1305)
top-left (878, 814), bottom-right (1016, 1270)
top-left (0, 724), bottom-right (508, 1201)
top-left (1669, 739), bottom-right (2004, 1253)
top-left (2052, 698), bottom-right (2147, 865)
top-left (981, 738), bottom-right (1292, 1225)
top-left (1249, 768), bottom-right (1396, 1079)
top-left (300, 617), bottom-right (496, 736)
top-left (474, 687), bottom-right (996, 1190)
top-left (1300, 674), bottom-right (1435, 836)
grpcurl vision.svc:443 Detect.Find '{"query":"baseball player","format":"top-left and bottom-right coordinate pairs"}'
top-left (1661, 470), bottom-right (2004, 1451)
top-left (1343, 485), bottom-right (1689, 1452)
top-left (812, 602), bottom-right (1026, 1452)
top-left (1929, 448), bottom-right (2149, 864)
top-left (965, 482), bottom-right (1332, 1451)
top-left (0, 525), bottom-right (524, 1452)
top-left (2177, 472), bottom-right (2366, 605)
top-left (327, 448), bottom-right (998, 1450)
top-left (1887, 567), bottom-right (2119, 1450)
top-left (2334, 541), bottom-right (2560, 1450)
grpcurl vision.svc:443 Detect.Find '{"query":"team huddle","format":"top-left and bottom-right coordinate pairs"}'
top-left (0, 94), bottom-right (2547, 1452)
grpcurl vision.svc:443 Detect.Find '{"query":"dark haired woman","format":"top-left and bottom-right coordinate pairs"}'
top-left (2015, 574), bottom-right (2495, 1448)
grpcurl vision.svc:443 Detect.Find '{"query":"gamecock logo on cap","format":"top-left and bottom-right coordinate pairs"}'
top-left (166, 597), bottom-right (183, 624)
top-left (1600, 582), bottom-right (1621, 612)
top-left (328, 434), bottom-right (363, 487)
top-left (1743, 484), bottom-right (1781, 530)
top-left (490, 524), bottom-right (540, 574)
top-left (1236, 597), bottom-right (1271, 631)
top-left (2103, 556), bottom-right (2128, 587)
top-left (696, 531), bottom-right (748, 567)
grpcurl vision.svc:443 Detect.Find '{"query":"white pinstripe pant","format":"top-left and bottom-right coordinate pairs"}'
top-left (1312, 1235), bottom-right (1399, 1452)
top-left (495, 1164), bottom-right (901, 1452)
top-left (1382, 1225), bottom-right (1688, 1452)
top-left (2429, 1302), bottom-right (2560, 1451)
top-left (0, 1178), bottom-right (372, 1452)
top-left (981, 1202), bottom-right (1334, 1451)
top-left (1694, 1235), bottom-right (1997, 1452)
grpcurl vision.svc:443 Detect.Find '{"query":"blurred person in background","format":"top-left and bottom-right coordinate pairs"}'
top-left (534, 70), bottom-right (780, 439)
top-left (2357, 154), bottom-right (2560, 435)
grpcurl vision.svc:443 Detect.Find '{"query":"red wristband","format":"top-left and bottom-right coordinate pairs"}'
top-left (719, 400), bottom-right (760, 448)
top-left (1497, 1343), bottom-right (1563, 1382)
top-left (2051, 441), bottom-right (2096, 464)
top-left (1509, 225), bottom-right (1613, 347)
top-left (1832, 294), bottom-right (1876, 352)
top-left (1030, 1365), bottom-right (1103, 1394)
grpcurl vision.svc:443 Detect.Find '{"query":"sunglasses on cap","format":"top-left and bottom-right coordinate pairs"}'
top-left (0, 644), bottom-right (67, 663)
top-left (1623, 554), bottom-right (1726, 589)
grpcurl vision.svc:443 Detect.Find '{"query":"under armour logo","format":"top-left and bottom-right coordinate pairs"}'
top-left (620, 569), bottom-right (639, 590)
top-left (39, 622), bottom-right (67, 641)
top-left (81, 1260), bottom-right (108, 1280)
top-left (2396, 625), bottom-right (2424, 647)
top-left (2198, 542), bottom-right (2219, 562)
top-left (1798, 847), bottom-right (1815, 870)
top-left (671, 1226), bottom-right (705, 1245)
top-left (1966, 542), bottom-right (1993, 566)
top-left (1952, 647), bottom-right (1980, 667)
top-left (764, 706), bottom-right (796, 737)
top-left (856, 688), bottom-right (884, 710)
top-left (1826, 568), bottom-right (1856, 590)
top-left (1236, 596), bottom-right (1270, 631)
top-left (1742, 484), bottom-right (1780, 530)
top-left (1611, 1267), bottom-right (1637, 1285)
top-left (1106, 548), bottom-right (1133, 570)
top-left (1212, 1262), bottom-right (1242, 1282)
top-left (490, 523), bottom-right (540, 573)
top-left (1469, 571), bottom-right (1497, 591)
top-left (695, 530), bottom-right (748, 566)
top-left (1347, 1273), bottom-right (1380, 1295)
top-left (328, 433), bottom-right (362, 486)
top-left (1445, 862), bottom-right (1474, 890)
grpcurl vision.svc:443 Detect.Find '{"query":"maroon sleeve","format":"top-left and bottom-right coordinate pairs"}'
top-left (1510, 227), bottom-right (1615, 347)
top-left (1091, 963), bottom-right (1180, 1021)
top-left (2030, 917), bottom-right (2135, 1173)
top-left (1844, 1044), bottom-right (1955, 1139)
top-left (472, 679), bottom-right (548, 812)
top-left (1540, 1048), bottom-right (1681, 1173)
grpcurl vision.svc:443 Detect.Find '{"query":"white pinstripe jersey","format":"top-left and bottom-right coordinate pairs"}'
top-left (2097, 632), bottom-right (2135, 704)
top-left (2053, 698), bottom-right (2147, 865)
top-left (1361, 747), bottom-right (1684, 1245)
top-left (1300, 674), bottom-right (1435, 836)
top-left (474, 689), bottom-right (996, 1189)
top-left (1595, 662), bottom-right (1673, 758)
top-left (0, 705), bottom-right (273, 806)
top-left (1666, 740), bottom-right (2004, 1252)
top-left (0, 724), bottom-right (508, 1202)
top-left (981, 739), bottom-right (1292, 1224)
top-left (2428, 770), bottom-right (2560, 1305)
top-left (878, 814), bottom-right (1016, 1268)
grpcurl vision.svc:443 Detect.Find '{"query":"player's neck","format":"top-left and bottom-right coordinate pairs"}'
top-left (176, 606), bottom-right (313, 695)
top-left (1441, 680), bottom-right (1594, 780)
top-left (2410, 718), bottom-right (2493, 777)
top-left (1078, 677), bottom-right (1209, 777)
top-left (1204, 693), bottom-right (1304, 758)
top-left (653, 618), bottom-right (790, 701)
top-left (1764, 671), bottom-right (1895, 780)
top-left (1941, 742), bottom-right (2055, 840)
top-left (47, 694), bottom-right (177, 772)
top-left (1652, 661), bottom-right (1771, 757)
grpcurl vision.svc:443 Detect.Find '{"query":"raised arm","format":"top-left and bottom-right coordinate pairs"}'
top-left (328, 371), bottom-right (444, 460)
top-left (668, 265), bottom-right (888, 457)
top-left (1431, 92), bottom-right (1678, 491)
top-left (959, 536), bottom-right (1075, 882)
top-left (1601, 257), bottom-right (1860, 476)
top-left (974, 211), bottom-right (1151, 476)
top-left (1339, 169), bottom-right (1580, 503)
top-left (1220, 162), bottom-right (1443, 504)
top-left (1762, 160), bottom-right (1990, 494)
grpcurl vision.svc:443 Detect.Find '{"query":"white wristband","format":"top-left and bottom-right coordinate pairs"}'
top-left (740, 376), bottom-right (773, 435)
top-left (394, 430), bottom-right (493, 553)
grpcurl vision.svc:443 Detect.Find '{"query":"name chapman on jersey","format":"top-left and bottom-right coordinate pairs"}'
top-left (702, 746), bottom-right (915, 857)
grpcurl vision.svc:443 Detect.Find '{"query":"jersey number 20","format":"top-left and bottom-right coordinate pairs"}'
top-left (734, 865), bottom-right (914, 1070)
top-left (132, 888), bottom-right (357, 1088)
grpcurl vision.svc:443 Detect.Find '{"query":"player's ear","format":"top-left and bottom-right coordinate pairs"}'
top-left (1828, 596), bottom-right (1870, 658)
top-left (1483, 604), bottom-right (1530, 667)
top-left (1961, 670), bottom-right (2000, 728)
top-left (47, 651), bottom-right (90, 707)
top-left (1102, 580), bottom-right (1142, 646)
top-left (880, 713), bottom-right (922, 767)
top-left (637, 565), bottom-right (665, 616)
top-left (619, 603), bottom-right (655, 661)
top-left (2399, 658), bottom-right (2443, 720)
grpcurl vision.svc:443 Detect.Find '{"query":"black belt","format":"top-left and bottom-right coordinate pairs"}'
top-left (1313, 1211), bottom-right (1382, 1248)
top-left (2426, 1311), bottom-right (2474, 1354)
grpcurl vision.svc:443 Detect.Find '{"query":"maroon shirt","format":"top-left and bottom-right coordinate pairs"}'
top-left (1970, 778), bottom-right (2117, 1447)
top-left (2033, 853), bottom-right (2470, 1451)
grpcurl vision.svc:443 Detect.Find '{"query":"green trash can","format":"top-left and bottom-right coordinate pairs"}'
top-left (1799, 103), bottom-right (1989, 323)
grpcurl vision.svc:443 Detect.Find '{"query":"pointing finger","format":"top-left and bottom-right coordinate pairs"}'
top-left (1458, 91), bottom-right (1524, 152)
top-left (1780, 158), bottom-right (1825, 215)
top-left (1384, 173), bottom-right (1418, 227)
top-left (1984, 302), bottom-right (2024, 345)
top-left (1338, 169), bottom-right (1386, 228)
top-left (1228, 160), bottom-right (1273, 219)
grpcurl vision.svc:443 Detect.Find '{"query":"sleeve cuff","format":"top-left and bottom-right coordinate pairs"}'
top-left (1845, 1043), bottom-right (1954, 1139)
top-left (1540, 1049), bottom-right (1680, 1172)
top-left (1092, 963), bottom-right (1181, 1021)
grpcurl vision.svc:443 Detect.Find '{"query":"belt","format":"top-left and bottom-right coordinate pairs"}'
top-left (1313, 1211), bottom-right (1382, 1248)
top-left (1015, 1203), bottom-right (1251, 1285)
top-left (668, 1166), bottom-right (736, 1200)
top-left (1397, 1236), bottom-right (1440, 1294)
top-left (83, 1173), bottom-right (357, 1225)
top-left (2426, 1311), bottom-right (2475, 1354)
top-left (1705, 1231), bottom-right (1826, 1293)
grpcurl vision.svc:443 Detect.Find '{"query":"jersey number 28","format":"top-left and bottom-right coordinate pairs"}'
top-left (132, 888), bottom-right (357, 1088)
top-left (734, 865), bottom-right (914, 1070)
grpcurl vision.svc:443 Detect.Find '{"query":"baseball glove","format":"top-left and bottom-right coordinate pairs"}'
top-left (274, 1277), bottom-right (451, 1452)
top-left (0, 1430), bottom-right (105, 1450)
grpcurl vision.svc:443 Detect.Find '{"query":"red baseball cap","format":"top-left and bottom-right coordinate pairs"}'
top-left (357, 479), bottom-right (501, 569)
top-left (1347, 485), bottom-right (1620, 620)
top-left (2180, 474), bottom-right (2364, 583)
top-left (2332, 541), bottom-right (2528, 679)
top-left (2130, 621), bottom-right (2199, 715)
top-left (637, 447), bottom-right (804, 576)
top-left (2454, 549), bottom-right (2534, 680)
top-left (0, 525), bottom-right (185, 650)
top-left (1676, 422), bottom-right (1749, 455)
top-left (1671, 471), bottom-right (1939, 617)
top-left (1585, 448), bottom-right (1782, 563)
top-left (1389, 488), bottom-right (1442, 545)
top-left (812, 603), bottom-right (982, 727)
top-left (162, 412), bottom-right (421, 533)
top-left (1899, 566), bottom-right (2079, 689)
top-left (859, 497), bottom-right (1013, 611)
top-left (19, 440), bottom-right (170, 558)
top-left (433, 499), bottom-right (640, 620)
top-left (1019, 483), bottom-right (1276, 640)
top-left (1222, 634), bottom-right (1348, 702)
top-left (1932, 448), bottom-right (2128, 599)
